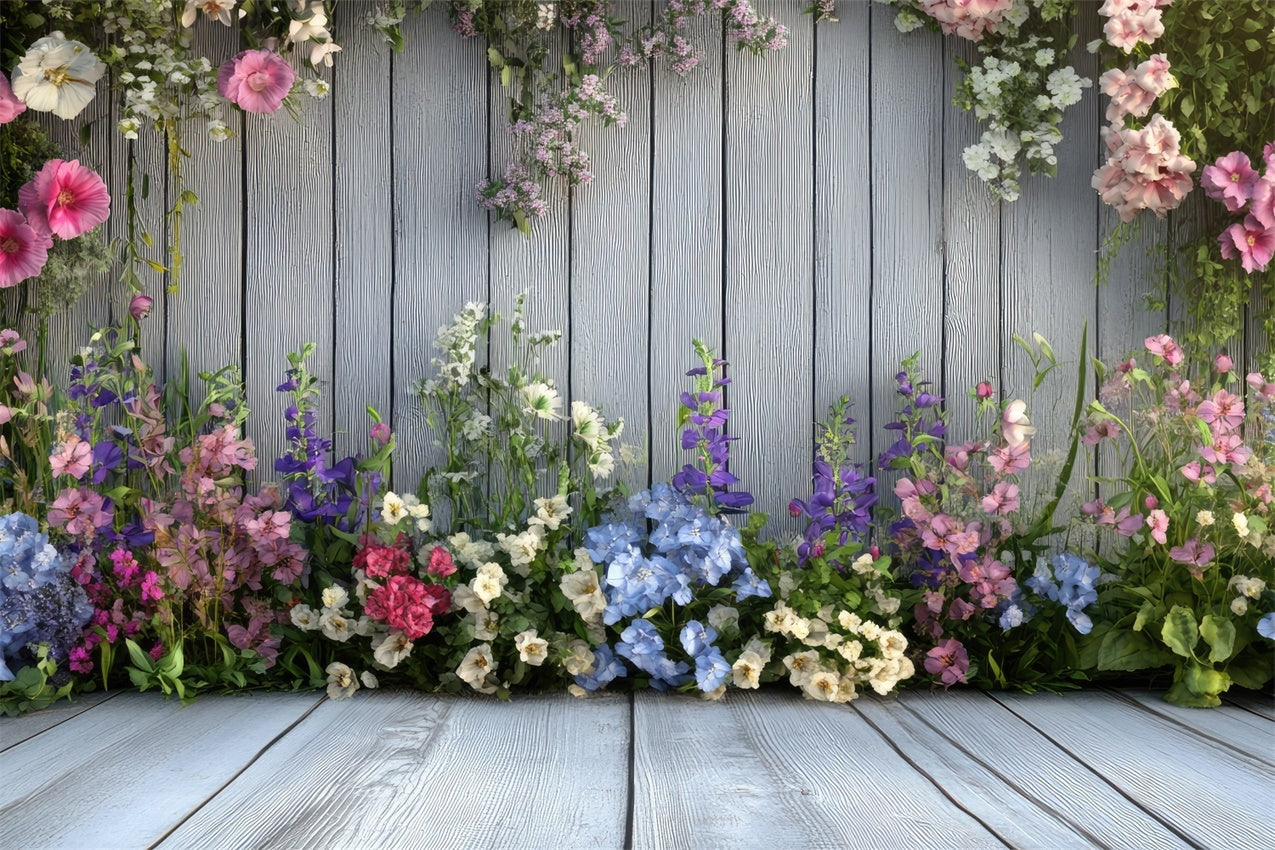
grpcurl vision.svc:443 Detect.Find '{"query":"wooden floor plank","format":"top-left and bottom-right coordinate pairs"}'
top-left (1115, 689), bottom-right (1275, 766)
top-left (902, 690), bottom-right (1190, 849)
top-left (158, 692), bottom-right (630, 850)
top-left (853, 695), bottom-right (1097, 848)
top-left (0, 691), bottom-right (323, 850)
top-left (1224, 689), bottom-right (1275, 721)
top-left (631, 690), bottom-right (1001, 850)
top-left (993, 691), bottom-right (1275, 849)
top-left (0, 692), bottom-right (115, 753)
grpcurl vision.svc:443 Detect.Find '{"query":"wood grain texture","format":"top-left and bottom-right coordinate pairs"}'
top-left (631, 690), bottom-right (1001, 849)
top-left (570, 1), bottom-right (652, 494)
top-left (243, 69), bottom-right (335, 482)
top-left (992, 689), bottom-right (1275, 848)
top-left (0, 691), bottom-right (322, 850)
top-left (1225, 689), bottom-right (1275, 721)
top-left (725, 0), bottom-right (815, 538)
top-left (112, 111), bottom-right (167, 378)
top-left (868, 5), bottom-right (945, 498)
top-left (813, 1), bottom-right (873, 471)
top-left (1113, 688), bottom-right (1275, 766)
top-left (163, 24), bottom-right (244, 407)
top-left (0, 692), bottom-right (114, 753)
top-left (853, 695), bottom-right (1096, 848)
top-left (390, 6), bottom-right (489, 493)
top-left (160, 692), bottom-right (630, 850)
top-left (648, 15), bottom-right (724, 487)
top-left (333, 2), bottom-right (394, 461)
top-left (942, 39), bottom-right (1001, 443)
top-left (902, 689), bottom-right (1189, 849)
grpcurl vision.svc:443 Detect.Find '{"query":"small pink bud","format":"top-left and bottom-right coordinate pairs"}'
top-left (1214, 352), bottom-right (1233, 374)
top-left (976, 382), bottom-right (994, 400)
top-left (1144, 495), bottom-right (1158, 511)
top-left (129, 294), bottom-right (154, 320)
top-left (811, 540), bottom-right (825, 558)
top-left (869, 545), bottom-right (880, 559)
top-left (370, 422), bottom-right (392, 444)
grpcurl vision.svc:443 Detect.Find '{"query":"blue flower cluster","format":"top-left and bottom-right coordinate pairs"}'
top-left (1026, 552), bottom-right (1101, 634)
top-left (0, 513), bottom-right (93, 681)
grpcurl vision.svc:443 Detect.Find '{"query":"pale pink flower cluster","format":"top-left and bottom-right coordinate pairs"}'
top-left (1092, 114), bottom-right (1195, 222)
top-left (1098, 53), bottom-right (1176, 125)
top-left (919, 0), bottom-right (1013, 42)
top-left (1099, 0), bottom-right (1173, 53)
top-left (1202, 143), bottom-right (1275, 274)
top-left (620, 0), bottom-right (787, 74)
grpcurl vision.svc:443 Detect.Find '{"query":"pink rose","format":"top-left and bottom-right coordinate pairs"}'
top-left (217, 49), bottom-right (295, 114)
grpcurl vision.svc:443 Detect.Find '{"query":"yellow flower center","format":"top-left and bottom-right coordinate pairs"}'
top-left (57, 189), bottom-right (75, 207)
top-left (44, 67), bottom-right (70, 87)
top-left (0, 237), bottom-right (19, 255)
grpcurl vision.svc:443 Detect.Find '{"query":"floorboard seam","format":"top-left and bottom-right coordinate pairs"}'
top-left (624, 691), bottom-right (636, 850)
top-left (987, 693), bottom-right (1206, 850)
top-left (1102, 687), bottom-right (1275, 768)
top-left (0, 691), bottom-right (122, 755)
top-left (145, 693), bottom-right (329, 850)
top-left (850, 698), bottom-right (1016, 849)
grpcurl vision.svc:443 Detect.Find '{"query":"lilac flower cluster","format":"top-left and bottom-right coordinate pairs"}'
top-left (619, 0), bottom-right (790, 73)
top-left (672, 340), bottom-right (753, 513)
top-left (476, 162), bottom-right (549, 231)
top-left (0, 513), bottom-right (92, 681)
top-left (789, 399), bottom-right (876, 564)
top-left (1025, 553), bottom-right (1101, 634)
top-left (878, 363), bottom-right (946, 469)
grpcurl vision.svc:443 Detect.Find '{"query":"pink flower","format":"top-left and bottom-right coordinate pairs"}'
top-left (1093, 116), bottom-right (1195, 221)
top-left (987, 441), bottom-right (1031, 475)
top-left (49, 435), bottom-right (92, 479)
top-left (1179, 460), bottom-right (1216, 485)
top-left (427, 545), bottom-right (456, 577)
top-left (920, 0), bottom-right (1013, 42)
top-left (1083, 419), bottom-right (1121, 445)
top-left (18, 160), bottom-right (111, 240)
top-left (975, 381), bottom-right (994, 400)
top-left (1247, 371), bottom-right (1275, 402)
top-left (0, 209), bottom-right (49, 288)
top-left (1168, 538), bottom-right (1215, 571)
top-left (370, 422), bottom-right (392, 444)
top-left (1144, 333), bottom-right (1184, 365)
top-left (1214, 352), bottom-right (1233, 374)
top-left (1101, 4), bottom-right (1165, 52)
top-left (1202, 151), bottom-right (1260, 212)
top-left (1251, 177), bottom-right (1275, 230)
top-left (0, 75), bottom-right (27, 124)
top-left (981, 481), bottom-right (1020, 515)
top-left (1146, 509), bottom-right (1169, 544)
top-left (129, 293), bottom-right (154, 320)
top-left (1218, 216), bottom-right (1275, 274)
top-left (1196, 389), bottom-right (1245, 433)
top-left (1199, 434), bottom-right (1252, 468)
top-left (1115, 509), bottom-right (1145, 537)
top-left (218, 49), bottom-right (295, 114)
top-left (1001, 400), bottom-right (1037, 448)
top-left (1100, 54), bottom-right (1176, 124)
top-left (0, 328), bottom-right (26, 353)
top-left (48, 487), bottom-right (112, 537)
top-left (924, 638), bottom-right (969, 687)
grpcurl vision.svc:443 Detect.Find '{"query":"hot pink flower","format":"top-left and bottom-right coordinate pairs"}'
top-left (1144, 333), bottom-right (1184, 365)
top-left (1218, 216), bottom-right (1275, 274)
top-left (0, 209), bottom-right (49, 288)
top-left (924, 638), bottom-right (969, 687)
top-left (49, 435), bottom-right (92, 479)
top-left (427, 545), bottom-right (456, 577)
top-left (18, 159), bottom-right (111, 240)
top-left (218, 49), bottom-right (295, 114)
top-left (0, 75), bottom-right (26, 124)
top-left (1202, 151), bottom-right (1260, 212)
top-left (1145, 509), bottom-right (1169, 544)
top-left (1251, 177), bottom-right (1275, 230)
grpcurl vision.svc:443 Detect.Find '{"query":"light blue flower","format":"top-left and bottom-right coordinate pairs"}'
top-left (732, 567), bottom-right (771, 600)
top-left (695, 647), bottom-right (731, 691)
top-left (574, 644), bottom-right (626, 692)
top-left (1258, 613), bottom-right (1275, 641)
top-left (585, 522), bottom-right (641, 562)
top-left (680, 620), bottom-right (717, 657)
top-left (617, 619), bottom-right (664, 660)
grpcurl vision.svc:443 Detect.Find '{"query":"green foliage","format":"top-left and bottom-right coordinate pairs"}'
top-left (0, 645), bottom-right (76, 717)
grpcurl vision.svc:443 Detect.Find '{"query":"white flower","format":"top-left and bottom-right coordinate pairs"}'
top-left (457, 643), bottom-right (498, 693)
top-left (207, 119), bottom-right (233, 141)
top-left (571, 401), bottom-right (603, 448)
top-left (380, 492), bottom-right (408, 526)
top-left (472, 610), bottom-right (500, 641)
top-left (497, 530), bottom-right (543, 570)
top-left (1046, 66), bottom-right (1089, 108)
top-left (451, 584), bottom-right (487, 615)
top-left (837, 610), bottom-right (862, 633)
top-left (319, 608), bottom-right (355, 642)
top-left (783, 650), bottom-right (820, 687)
top-left (567, 683), bottom-right (588, 699)
top-left (838, 640), bottom-right (863, 663)
top-left (514, 630), bottom-right (549, 666)
top-left (560, 569), bottom-right (606, 621)
top-left (520, 381), bottom-right (564, 421)
top-left (181, 0), bottom-right (239, 28)
top-left (461, 413), bottom-right (491, 442)
top-left (303, 78), bottom-right (331, 98)
top-left (471, 572), bottom-right (504, 606)
top-left (531, 494), bottom-right (572, 531)
top-left (850, 553), bottom-right (876, 576)
top-left (563, 640), bottom-right (596, 676)
top-left (310, 41), bottom-right (342, 68)
top-left (288, 2), bottom-right (331, 44)
top-left (321, 585), bottom-right (349, 610)
top-left (536, 1), bottom-right (557, 29)
top-left (289, 603), bottom-right (319, 630)
top-left (1231, 597), bottom-right (1249, 616)
top-left (1196, 510), bottom-right (1215, 527)
top-left (12, 31), bottom-right (107, 120)
top-left (360, 671), bottom-right (379, 689)
top-left (742, 636), bottom-right (773, 665)
top-left (325, 662), bottom-right (359, 700)
top-left (731, 651), bottom-right (764, 689)
top-left (372, 631), bottom-right (414, 668)
top-left (1234, 513), bottom-right (1251, 538)
top-left (707, 605), bottom-right (739, 633)
top-left (587, 450), bottom-right (616, 480)
top-left (117, 117), bottom-right (140, 140)
top-left (802, 670), bottom-right (840, 702)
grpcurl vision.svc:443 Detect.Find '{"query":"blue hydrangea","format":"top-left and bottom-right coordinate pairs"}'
top-left (0, 513), bottom-right (92, 681)
top-left (1027, 553), bottom-right (1100, 635)
top-left (694, 647), bottom-right (731, 691)
top-left (573, 644), bottom-right (627, 692)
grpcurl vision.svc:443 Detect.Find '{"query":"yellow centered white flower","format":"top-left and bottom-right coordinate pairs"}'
top-left (1196, 510), bottom-right (1215, 527)
top-left (1233, 512), bottom-right (1251, 538)
top-left (514, 630), bottom-right (549, 666)
top-left (321, 585), bottom-right (349, 610)
top-left (457, 644), bottom-right (498, 693)
top-left (372, 631), bottom-right (413, 668)
top-left (289, 603), bottom-right (319, 630)
top-left (325, 662), bottom-right (359, 700)
top-left (731, 651), bottom-right (764, 689)
top-left (471, 572), bottom-right (504, 606)
top-left (12, 32), bottom-right (107, 120)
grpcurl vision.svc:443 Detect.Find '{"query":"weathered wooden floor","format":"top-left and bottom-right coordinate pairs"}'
top-left (1, 688), bottom-right (1272, 850)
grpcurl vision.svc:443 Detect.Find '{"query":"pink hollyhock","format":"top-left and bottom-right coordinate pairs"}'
top-left (1144, 333), bottom-right (1184, 365)
top-left (1196, 389), bottom-right (1245, 433)
top-left (1247, 371), bottom-right (1275, 402)
top-left (1179, 460), bottom-right (1216, 485)
top-left (217, 49), bottom-right (295, 114)
top-left (1201, 151), bottom-right (1260, 212)
top-left (924, 638), bottom-right (969, 687)
top-left (1250, 177), bottom-right (1275, 230)
top-left (1146, 509), bottom-right (1169, 545)
top-left (49, 435), bottom-right (92, 479)
top-left (1214, 352), bottom-right (1233, 374)
top-left (18, 159), bottom-right (111, 240)
top-left (1199, 434), bottom-right (1252, 468)
top-left (1093, 116), bottom-right (1196, 221)
top-left (0, 208), bottom-right (49, 288)
top-left (1218, 216), bottom-right (1275, 274)
top-left (987, 441), bottom-right (1031, 475)
top-left (0, 75), bottom-right (26, 124)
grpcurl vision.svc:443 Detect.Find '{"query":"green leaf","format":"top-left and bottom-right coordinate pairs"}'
top-left (1183, 661), bottom-right (1230, 700)
top-left (1164, 681), bottom-right (1221, 708)
top-left (1132, 600), bottom-right (1159, 632)
top-left (1097, 628), bottom-right (1173, 672)
top-left (1199, 615), bottom-right (1235, 663)
top-left (124, 638), bottom-right (154, 672)
top-left (487, 47), bottom-right (505, 68)
top-left (1161, 606), bottom-right (1200, 658)
top-left (1245, 38), bottom-right (1260, 51)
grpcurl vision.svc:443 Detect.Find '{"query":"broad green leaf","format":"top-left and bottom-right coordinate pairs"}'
top-left (487, 47), bottom-right (504, 68)
top-left (1132, 600), bottom-right (1159, 632)
top-left (1199, 615), bottom-right (1235, 662)
top-left (1183, 662), bottom-right (1230, 699)
top-left (1097, 628), bottom-right (1172, 672)
top-left (1161, 606), bottom-right (1199, 658)
top-left (1164, 680), bottom-right (1220, 708)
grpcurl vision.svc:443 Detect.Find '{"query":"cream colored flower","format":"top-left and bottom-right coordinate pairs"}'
top-left (473, 610), bottom-right (500, 641)
top-left (567, 683), bottom-right (588, 699)
top-left (1196, 510), bottom-right (1215, 527)
top-left (859, 621), bottom-right (883, 642)
top-left (850, 553), bottom-right (877, 575)
top-left (707, 605), bottom-right (740, 633)
top-left (521, 381), bottom-right (564, 421)
top-left (514, 630), bottom-right (549, 666)
top-left (838, 640), bottom-right (863, 663)
top-left (325, 662), bottom-right (359, 700)
top-left (372, 631), bottom-right (413, 668)
top-left (1233, 512), bottom-right (1250, 538)
top-left (702, 684), bottom-right (728, 701)
top-left (802, 670), bottom-right (840, 702)
top-left (319, 608), bottom-right (354, 642)
top-left (868, 657), bottom-right (902, 696)
top-left (571, 400), bottom-right (603, 448)
top-left (380, 491), bottom-right (407, 526)
top-left (289, 603), bottom-right (319, 630)
top-left (12, 32), bottom-right (106, 120)
top-left (181, 0), bottom-right (238, 27)
top-left (451, 583), bottom-right (487, 615)
top-left (497, 530), bottom-right (543, 570)
top-left (471, 572), bottom-right (504, 606)
top-left (531, 494), bottom-right (573, 531)
top-left (783, 650), bottom-right (820, 687)
top-left (360, 670), bottom-right (379, 689)
top-left (1231, 597), bottom-right (1249, 616)
top-left (835, 675), bottom-right (858, 703)
top-left (838, 610), bottom-right (862, 632)
top-left (560, 569), bottom-right (606, 621)
top-left (457, 643), bottom-right (498, 693)
top-left (321, 585), bottom-right (349, 610)
top-left (309, 41), bottom-right (342, 68)
top-left (878, 630), bottom-right (908, 660)
top-left (587, 450), bottom-right (616, 480)
top-left (802, 618), bottom-right (829, 647)
top-left (563, 640), bottom-right (596, 676)
top-left (731, 651), bottom-right (764, 689)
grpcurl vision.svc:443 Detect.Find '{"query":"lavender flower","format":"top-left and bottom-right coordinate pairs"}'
top-left (672, 341), bottom-right (753, 514)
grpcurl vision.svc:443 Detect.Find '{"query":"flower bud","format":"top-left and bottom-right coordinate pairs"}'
top-left (129, 294), bottom-right (154, 320)
top-left (1214, 352), bottom-right (1233, 373)
top-left (976, 381), bottom-right (994, 400)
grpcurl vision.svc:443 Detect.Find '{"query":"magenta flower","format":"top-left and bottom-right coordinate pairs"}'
top-left (924, 638), bottom-right (970, 687)
top-left (1218, 216), bottom-right (1275, 274)
top-left (1248, 176), bottom-right (1275, 229)
top-left (1201, 151), bottom-right (1260, 212)
top-left (1143, 334), bottom-right (1184, 365)
top-left (0, 209), bottom-right (49, 288)
top-left (0, 75), bottom-right (27, 124)
top-left (217, 49), bottom-right (295, 114)
top-left (129, 293), bottom-right (154, 320)
top-left (18, 159), bottom-right (111, 239)
top-left (1145, 509), bottom-right (1169, 545)
top-left (1168, 538), bottom-right (1215, 570)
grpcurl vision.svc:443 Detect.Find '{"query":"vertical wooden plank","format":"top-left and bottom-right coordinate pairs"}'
top-left (333, 3), bottom-right (392, 460)
top-left (942, 39), bottom-right (1000, 441)
top-left (649, 19), bottom-right (724, 486)
top-left (1245, 274), bottom-right (1271, 374)
top-left (999, 5), bottom-right (1101, 515)
top-left (165, 25), bottom-right (244, 408)
top-left (869, 6), bottom-right (945, 489)
top-left (1096, 215), bottom-right (1167, 365)
top-left (725, 0), bottom-right (814, 532)
top-left (813, 2), bottom-right (872, 470)
top-left (243, 79), bottom-right (334, 479)
top-left (570, 3), bottom-right (652, 493)
top-left (391, 5), bottom-right (489, 492)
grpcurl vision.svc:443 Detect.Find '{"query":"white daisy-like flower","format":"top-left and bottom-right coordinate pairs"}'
top-left (319, 608), bottom-right (355, 642)
top-left (520, 381), bottom-right (564, 421)
top-left (289, 603), bottom-right (319, 631)
top-left (457, 643), bottom-right (498, 693)
top-left (11, 31), bottom-right (107, 120)
top-left (325, 662), bottom-right (359, 700)
top-left (731, 651), bottom-right (764, 689)
top-left (372, 631), bottom-right (414, 668)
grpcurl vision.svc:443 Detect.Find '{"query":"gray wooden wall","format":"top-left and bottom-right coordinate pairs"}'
top-left (16, 2), bottom-right (1270, 533)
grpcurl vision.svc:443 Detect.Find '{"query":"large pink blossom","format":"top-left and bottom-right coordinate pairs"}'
top-left (1202, 151), bottom-right (1260, 213)
top-left (924, 638), bottom-right (969, 687)
top-left (1218, 216), bottom-right (1275, 274)
top-left (1250, 177), bottom-right (1275, 230)
top-left (1099, 54), bottom-right (1176, 124)
top-left (1144, 333), bottom-right (1184, 365)
top-left (1093, 116), bottom-right (1195, 221)
top-left (0, 75), bottom-right (26, 124)
top-left (1100, 0), bottom-right (1169, 52)
top-left (1145, 509), bottom-right (1169, 545)
top-left (217, 49), bottom-right (295, 114)
top-left (920, 0), bottom-right (1013, 42)
top-left (18, 159), bottom-right (111, 240)
top-left (0, 209), bottom-right (49, 288)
